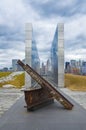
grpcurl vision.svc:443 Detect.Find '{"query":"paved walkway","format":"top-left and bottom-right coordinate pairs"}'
top-left (0, 88), bottom-right (86, 118)
top-left (61, 88), bottom-right (86, 109)
top-left (0, 95), bottom-right (86, 130)
top-left (0, 88), bottom-right (23, 117)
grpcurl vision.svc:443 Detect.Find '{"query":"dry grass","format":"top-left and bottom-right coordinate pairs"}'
top-left (7, 73), bottom-right (25, 88)
top-left (65, 74), bottom-right (86, 91)
top-left (0, 73), bottom-right (25, 88)
top-left (0, 72), bottom-right (86, 91)
top-left (0, 72), bottom-right (12, 78)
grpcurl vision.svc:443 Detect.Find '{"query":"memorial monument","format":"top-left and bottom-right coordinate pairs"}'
top-left (25, 23), bottom-right (64, 89)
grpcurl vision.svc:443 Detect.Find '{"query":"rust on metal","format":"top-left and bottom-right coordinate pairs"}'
top-left (24, 87), bottom-right (54, 110)
top-left (17, 60), bottom-right (74, 110)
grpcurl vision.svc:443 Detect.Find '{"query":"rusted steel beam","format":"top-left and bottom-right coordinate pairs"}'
top-left (17, 60), bottom-right (74, 110)
top-left (24, 88), bottom-right (54, 111)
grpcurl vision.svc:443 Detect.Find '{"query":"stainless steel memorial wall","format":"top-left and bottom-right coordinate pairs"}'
top-left (32, 39), bottom-right (40, 74)
top-left (50, 26), bottom-right (58, 83)
top-left (50, 23), bottom-right (64, 88)
top-left (25, 23), bottom-right (40, 89)
top-left (25, 23), bottom-right (64, 89)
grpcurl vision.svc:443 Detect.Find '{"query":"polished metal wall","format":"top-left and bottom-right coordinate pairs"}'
top-left (32, 39), bottom-right (40, 74)
top-left (50, 26), bottom-right (58, 83)
top-left (25, 23), bottom-right (64, 89)
top-left (25, 23), bottom-right (32, 89)
top-left (50, 23), bottom-right (64, 88)
top-left (25, 23), bottom-right (40, 89)
top-left (58, 23), bottom-right (64, 88)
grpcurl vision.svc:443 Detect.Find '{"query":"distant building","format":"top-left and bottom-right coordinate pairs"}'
top-left (2, 67), bottom-right (8, 72)
top-left (65, 60), bottom-right (86, 75)
top-left (70, 60), bottom-right (78, 74)
top-left (65, 62), bottom-right (71, 73)
top-left (41, 62), bottom-right (45, 75)
top-left (81, 61), bottom-right (86, 75)
top-left (12, 59), bottom-right (19, 71)
top-left (46, 59), bottom-right (51, 75)
top-left (70, 60), bottom-right (76, 68)
top-left (9, 67), bottom-right (13, 72)
top-left (12, 59), bottom-right (23, 71)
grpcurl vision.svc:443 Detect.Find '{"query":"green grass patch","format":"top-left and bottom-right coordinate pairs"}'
top-left (65, 74), bottom-right (86, 91)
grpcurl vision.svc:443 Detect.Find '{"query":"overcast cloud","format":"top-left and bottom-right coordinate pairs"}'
top-left (0, 0), bottom-right (86, 68)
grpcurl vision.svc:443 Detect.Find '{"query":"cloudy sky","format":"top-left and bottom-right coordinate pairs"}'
top-left (0, 0), bottom-right (86, 69)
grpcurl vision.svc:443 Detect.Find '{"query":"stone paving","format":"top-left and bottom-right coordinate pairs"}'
top-left (0, 88), bottom-right (23, 117)
top-left (61, 88), bottom-right (86, 109)
top-left (0, 87), bottom-right (86, 118)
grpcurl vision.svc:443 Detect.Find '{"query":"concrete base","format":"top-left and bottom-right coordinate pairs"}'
top-left (0, 96), bottom-right (86, 130)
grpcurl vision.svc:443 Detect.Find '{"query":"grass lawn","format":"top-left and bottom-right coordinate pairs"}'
top-left (65, 74), bottom-right (86, 91)
top-left (0, 72), bottom-right (12, 78)
top-left (0, 72), bottom-right (86, 91)
top-left (0, 72), bottom-right (25, 88)
top-left (6, 73), bottom-right (25, 88)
